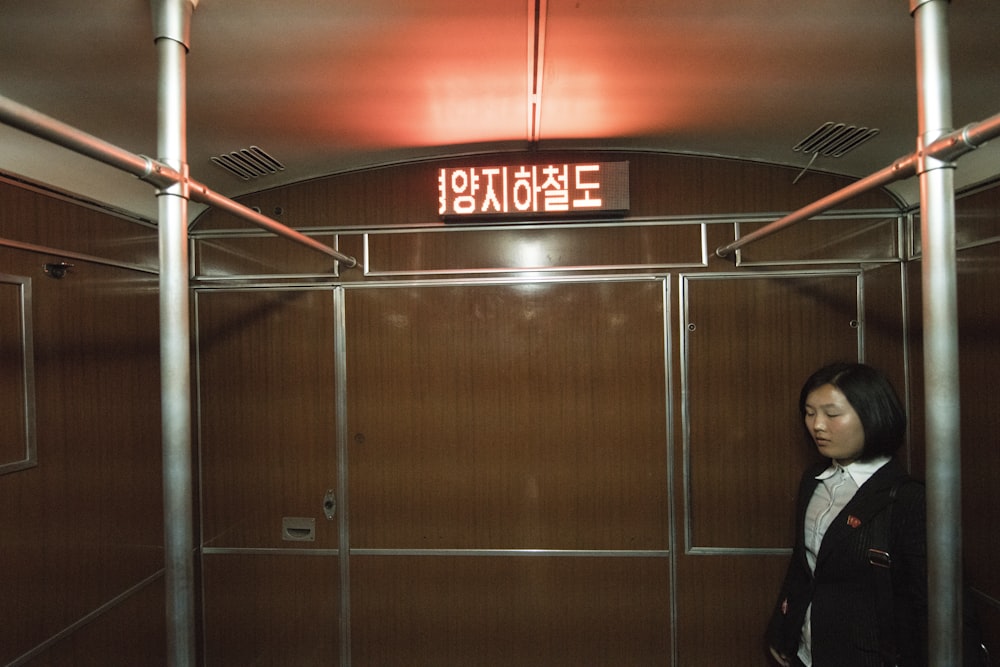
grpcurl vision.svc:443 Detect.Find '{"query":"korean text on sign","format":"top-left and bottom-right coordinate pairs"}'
top-left (438, 162), bottom-right (628, 218)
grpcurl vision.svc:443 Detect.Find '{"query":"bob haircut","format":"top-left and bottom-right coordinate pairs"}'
top-left (798, 362), bottom-right (907, 460)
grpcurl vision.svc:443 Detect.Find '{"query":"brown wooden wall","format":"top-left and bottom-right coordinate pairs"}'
top-left (0, 178), bottom-right (165, 666)
top-left (2, 148), bottom-right (999, 666)
top-left (189, 150), bottom-right (921, 666)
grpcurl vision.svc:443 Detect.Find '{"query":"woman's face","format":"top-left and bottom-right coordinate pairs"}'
top-left (803, 383), bottom-right (866, 465)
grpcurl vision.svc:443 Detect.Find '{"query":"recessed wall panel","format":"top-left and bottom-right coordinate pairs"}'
top-left (196, 288), bottom-right (339, 549)
top-left (193, 234), bottom-right (341, 279)
top-left (350, 554), bottom-right (670, 667)
top-left (674, 554), bottom-right (789, 665)
top-left (202, 553), bottom-right (340, 667)
top-left (736, 215), bottom-right (900, 266)
top-left (681, 272), bottom-right (862, 551)
top-left (345, 278), bottom-right (670, 551)
top-left (913, 184), bottom-right (1000, 256)
top-left (364, 223), bottom-right (705, 276)
top-left (953, 243), bottom-right (1000, 598)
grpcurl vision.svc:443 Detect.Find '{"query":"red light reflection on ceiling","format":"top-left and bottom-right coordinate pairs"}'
top-left (270, 0), bottom-right (795, 152)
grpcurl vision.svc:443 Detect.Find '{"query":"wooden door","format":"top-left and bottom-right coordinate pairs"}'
top-left (196, 288), bottom-right (341, 666)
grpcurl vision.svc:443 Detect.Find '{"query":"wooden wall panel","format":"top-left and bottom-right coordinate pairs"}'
top-left (859, 263), bottom-right (907, 375)
top-left (196, 288), bottom-right (339, 549)
top-left (858, 263), bottom-right (912, 464)
top-left (24, 578), bottom-right (166, 667)
top-left (202, 553), bottom-right (340, 667)
top-left (0, 177), bottom-right (158, 270)
top-left (362, 223), bottom-right (706, 276)
top-left (0, 246), bottom-right (162, 665)
top-left (194, 233), bottom-right (341, 278)
top-left (913, 182), bottom-right (1000, 256)
top-left (191, 151), bottom-right (900, 232)
top-left (350, 555), bottom-right (670, 667)
top-left (345, 279), bottom-right (669, 551)
top-left (682, 273), bottom-right (862, 550)
top-left (736, 215), bottom-right (900, 265)
top-left (953, 242), bottom-right (1000, 602)
top-left (674, 555), bottom-right (788, 666)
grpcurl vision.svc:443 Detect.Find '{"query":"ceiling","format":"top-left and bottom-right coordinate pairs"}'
top-left (2, 0), bottom-right (999, 225)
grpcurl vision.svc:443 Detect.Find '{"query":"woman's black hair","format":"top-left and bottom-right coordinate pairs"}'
top-left (798, 362), bottom-right (907, 460)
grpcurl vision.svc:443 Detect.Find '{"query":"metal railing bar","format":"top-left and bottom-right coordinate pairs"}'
top-left (714, 109), bottom-right (1000, 260)
top-left (0, 94), bottom-right (358, 268)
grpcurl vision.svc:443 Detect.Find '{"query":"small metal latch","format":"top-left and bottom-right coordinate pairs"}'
top-left (868, 548), bottom-right (891, 569)
top-left (323, 489), bottom-right (336, 520)
top-left (282, 517), bottom-right (315, 542)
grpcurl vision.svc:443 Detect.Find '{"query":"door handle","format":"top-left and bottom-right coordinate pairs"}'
top-left (323, 489), bottom-right (336, 520)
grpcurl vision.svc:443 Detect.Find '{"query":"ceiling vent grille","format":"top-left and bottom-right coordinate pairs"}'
top-left (210, 145), bottom-right (285, 180)
top-left (793, 122), bottom-right (880, 158)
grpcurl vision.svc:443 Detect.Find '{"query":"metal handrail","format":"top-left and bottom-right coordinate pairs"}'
top-left (714, 110), bottom-right (1000, 260)
top-left (0, 93), bottom-right (358, 268)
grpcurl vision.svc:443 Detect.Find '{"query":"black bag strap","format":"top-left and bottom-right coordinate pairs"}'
top-left (870, 480), bottom-right (900, 666)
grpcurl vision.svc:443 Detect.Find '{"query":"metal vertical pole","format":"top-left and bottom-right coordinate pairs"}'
top-left (333, 287), bottom-right (353, 666)
top-left (152, 1), bottom-right (197, 665)
top-left (911, 0), bottom-right (962, 664)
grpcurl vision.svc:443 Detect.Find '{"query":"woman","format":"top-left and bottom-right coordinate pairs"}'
top-left (766, 362), bottom-right (927, 667)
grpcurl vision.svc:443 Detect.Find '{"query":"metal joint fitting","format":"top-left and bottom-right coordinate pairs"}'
top-left (151, 0), bottom-right (199, 50)
top-left (157, 160), bottom-right (191, 199)
top-left (915, 135), bottom-right (956, 176)
top-left (909, 0), bottom-right (950, 17)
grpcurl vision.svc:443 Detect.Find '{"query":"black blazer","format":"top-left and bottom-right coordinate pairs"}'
top-left (766, 457), bottom-right (927, 667)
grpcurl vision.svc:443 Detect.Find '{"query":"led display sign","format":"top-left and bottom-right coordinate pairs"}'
top-left (439, 161), bottom-right (629, 219)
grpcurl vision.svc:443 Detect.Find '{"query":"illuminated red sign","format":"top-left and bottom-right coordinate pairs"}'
top-left (438, 161), bottom-right (629, 219)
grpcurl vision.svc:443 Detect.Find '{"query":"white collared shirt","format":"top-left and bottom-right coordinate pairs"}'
top-left (823, 455), bottom-right (891, 490)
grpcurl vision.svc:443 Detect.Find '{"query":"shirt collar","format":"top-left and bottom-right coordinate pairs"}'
top-left (814, 455), bottom-right (890, 488)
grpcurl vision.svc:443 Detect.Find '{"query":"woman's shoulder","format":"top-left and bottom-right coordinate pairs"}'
top-left (882, 464), bottom-right (926, 517)
top-left (893, 474), bottom-right (926, 503)
top-left (880, 457), bottom-right (924, 490)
